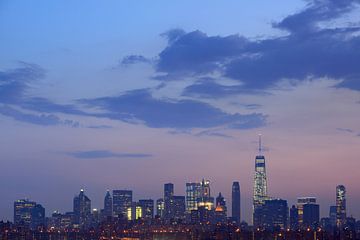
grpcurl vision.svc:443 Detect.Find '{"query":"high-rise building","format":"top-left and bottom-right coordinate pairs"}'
top-left (173, 196), bottom-right (186, 220)
top-left (14, 199), bottom-right (36, 226)
top-left (254, 199), bottom-right (288, 230)
top-left (289, 205), bottom-right (299, 230)
top-left (103, 190), bottom-right (113, 218)
top-left (215, 192), bottom-right (227, 224)
top-left (73, 189), bottom-right (91, 227)
top-left (186, 182), bottom-right (201, 212)
top-left (303, 203), bottom-right (320, 228)
top-left (253, 135), bottom-right (268, 223)
top-left (127, 202), bottom-right (142, 221)
top-left (232, 181), bottom-right (241, 223)
top-left (296, 197), bottom-right (316, 226)
top-left (164, 183), bottom-right (174, 220)
top-left (14, 199), bottom-right (45, 229)
top-left (138, 199), bottom-right (154, 219)
top-left (196, 179), bottom-right (214, 210)
top-left (336, 185), bottom-right (346, 228)
top-left (156, 198), bottom-right (165, 218)
top-left (329, 205), bottom-right (337, 227)
top-left (112, 190), bottom-right (132, 219)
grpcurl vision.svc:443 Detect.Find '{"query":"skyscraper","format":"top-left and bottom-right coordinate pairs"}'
top-left (232, 181), bottom-right (241, 223)
top-left (14, 199), bottom-right (44, 229)
top-left (138, 199), bottom-right (154, 219)
top-left (254, 199), bottom-right (288, 230)
top-left (215, 192), bottom-right (227, 223)
top-left (336, 185), bottom-right (346, 228)
top-left (296, 197), bottom-right (316, 227)
top-left (112, 190), bottom-right (132, 218)
top-left (103, 190), bottom-right (113, 218)
top-left (164, 183), bottom-right (174, 220)
top-left (329, 205), bottom-right (337, 227)
top-left (253, 135), bottom-right (268, 222)
top-left (303, 203), bottom-right (320, 228)
top-left (196, 179), bottom-right (214, 210)
top-left (173, 196), bottom-right (186, 220)
top-left (73, 189), bottom-right (91, 227)
top-left (156, 198), bottom-right (165, 218)
top-left (186, 182), bottom-right (201, 212)
top-left (290, 205), bottom-right (299, 230)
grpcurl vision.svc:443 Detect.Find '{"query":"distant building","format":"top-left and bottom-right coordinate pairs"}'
top-left (73, 189), bottom-right (91, 227)
top-left (232, 182), bottom-right (241, 224)
top-left (173, 196), bottom-right (186, 220)
top-left (253, 135), bottom-right (268, 224)
top-left (103, 190), bottom-right (113, 218)
top-left (329, 205), bottom-right (337, 227)
top-left (164, 183), bottom-right (174, 220)
top-left (112, 190), bottom-right (132, 219)
top-left (215, 192), bottom-right (227, 223)
top-left (303, 203), bottom-right (320, 228)
top-left (156, 198), bottom-right (164, 218)
top-left (196, 179), bottom-right (214, 210)
top-left (186, 182), bottom-right (201, 212)
top-left (296, 197), bottom-right (316, 227)
top-left (254, 199), bottom-right (288, 230)
top-left (336, 185), bottom-right (346, 228)
top-left (127, 202), bottom-right (142, 220)
top-left (289, 205), bottom-right (298, 230)
top-left (13, 199), bottom-right (45, 229)
top-left (138, 199), bottom-right (154, 219)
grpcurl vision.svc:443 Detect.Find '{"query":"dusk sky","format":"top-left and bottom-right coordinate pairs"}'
top-left (1, 0), bottom-right (360, 222)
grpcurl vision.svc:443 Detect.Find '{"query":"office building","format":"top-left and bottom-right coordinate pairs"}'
top-left (254, 199), bottom-right (288, 230)
top-left (232, 181), bottom-right (241, 223)
top-left (253, 135), bottom-right (268, 223)
top-left (336, 185), bottom-right (346, 228)
top-left (289, 205), bottom-right (299, 230)
top-left (113, 190), bottom-right (132, 218)
top-left (296, 197), bottom-right (316, 226)
top-left (138, 199), bottom-right (154, 219)
top-left (156, 198), bottom-right (165, 218)
top-left (186, 182), bottom-right (201, 212)
top-left (73, 189), bottom-right (91, 227)
top-left (303, 203), bottom-right (320, 228)
top-left (103, 190), bottom-right (113, 218)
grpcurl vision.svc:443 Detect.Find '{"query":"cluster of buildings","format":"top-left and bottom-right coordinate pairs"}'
top-left (8, 136), bottom-right (359, 237)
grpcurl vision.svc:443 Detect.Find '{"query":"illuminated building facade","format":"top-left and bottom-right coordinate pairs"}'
top-left (112, 190), bottom-right (132, 218)
top-left (196, 179), bottom-right (214, 210)
top-left (186, 182), bottom-right (201, 212)
top-left (14, 199), bottom-right (45, 229)
top-left (336, 185), bottom-right (346, 228)
top-left (156, 198), bottom-right (164, 218)
top-left (164, 183), bottom-right (174, 220)
top-left (73, 189), bottom-right (91, 227)
top-left (296, 197), bottom-right (316, 226)
top-left (138, 199), bottom-right (154, 219)
top-left (253, 135), bottom-right (268, 223)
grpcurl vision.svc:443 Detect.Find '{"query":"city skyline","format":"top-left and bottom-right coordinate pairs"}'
top-left (1, 0), bottom-right (360, 225)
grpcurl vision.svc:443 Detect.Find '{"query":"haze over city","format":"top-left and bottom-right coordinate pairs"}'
top-left (1, 0), bottom-right (360, 225)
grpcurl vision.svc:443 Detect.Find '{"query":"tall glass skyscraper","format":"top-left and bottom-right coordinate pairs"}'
top-left (112, 190), bottom-right (132, 218)
top-left (232, 181), bottom-right (240, 224)
top-left (186, 182), bottom-right (201, 212)
top-left (103, 190), bottom-right (113, 218)
top-left (336, 185), bottom-right (346, 228)
top-left (253, 135), bottom-right (268, 220)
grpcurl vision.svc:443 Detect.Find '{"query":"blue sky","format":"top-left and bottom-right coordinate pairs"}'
top-left (1, 0), bottom-right (360, 222)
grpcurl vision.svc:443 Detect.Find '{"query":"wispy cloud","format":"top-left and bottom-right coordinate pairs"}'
top-left (67, 150), bottom-right (152, 159)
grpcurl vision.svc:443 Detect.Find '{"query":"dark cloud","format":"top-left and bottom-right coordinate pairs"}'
top-left (336, 127), bottom-right (354, 133)
top-left (147, 0), bottom-right (360, 94)
top-left (157, 30), bottom-right (248, 77)
top-left (0, 105), bottom-right (79, 127)
top-left (0, 62), bottom-right (45, 103)
top-left (121, 55), bottom-right (151, 65)
top-left (68, 150), bottom-right (152, 159)
top-left (80, 89), bottom-right (266, 129)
